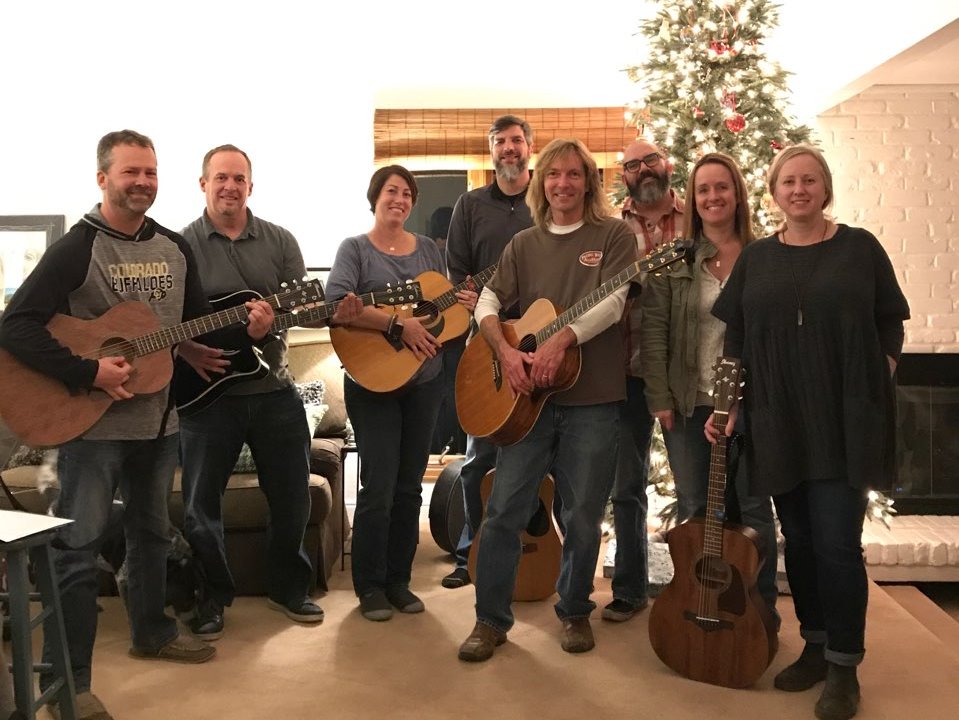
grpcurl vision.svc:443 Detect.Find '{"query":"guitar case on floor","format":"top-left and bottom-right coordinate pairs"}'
top-left (428, 457), bottom-right (466, 554)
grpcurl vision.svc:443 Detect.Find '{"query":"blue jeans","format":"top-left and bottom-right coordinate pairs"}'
top-left (475, 402), bottom-right (619, 633)
top-left (609, 376), bottom-right (653, 605)
top-left (774, 479), bottom-right (868, 666)
top-left (346, 374), bottom-right (443, 596)
top-left (41, 434), bottom-right (179, 693)
top-left (452, 434), bottom-right (499, 570)
top-left (662, 404), bottom-right (779, 612)
top-left (179, 387), bottom-right (313, 607)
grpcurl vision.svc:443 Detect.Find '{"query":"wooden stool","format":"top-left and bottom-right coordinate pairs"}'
top-left (1, 529), bottom-right (76, 720)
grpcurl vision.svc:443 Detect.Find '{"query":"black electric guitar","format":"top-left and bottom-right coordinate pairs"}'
top-left (174, 281), bottom-right (422, 416)
top-left (647, 357), bottom-right (778, 688)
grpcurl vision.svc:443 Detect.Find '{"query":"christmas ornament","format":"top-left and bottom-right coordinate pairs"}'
top-left (725, 114), bottom-right (746, 133)
top-left (692, 107), bottom-right (705, 119)
top-left (721, 90), bottom-right (737, 110)
top-left (771, 139), bottom-right (783, 151)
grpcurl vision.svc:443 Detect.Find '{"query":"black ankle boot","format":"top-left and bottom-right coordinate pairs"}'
top-left (774, 642), bottom-right (828, 691)
top-left (815, 663), bottom-right (860, 720)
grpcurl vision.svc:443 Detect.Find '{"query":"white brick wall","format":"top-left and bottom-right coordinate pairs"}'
top-left (814, 84), bottom-right (959, 352)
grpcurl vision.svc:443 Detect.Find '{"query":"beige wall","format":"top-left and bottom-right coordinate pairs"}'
top-left (815, 84), bottom-right (959, 352)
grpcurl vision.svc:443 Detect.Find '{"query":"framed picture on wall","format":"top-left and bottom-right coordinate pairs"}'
top-left (0, 215), bottom-right (65, 312)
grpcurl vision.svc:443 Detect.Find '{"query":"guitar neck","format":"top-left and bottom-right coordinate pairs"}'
top-left (125, 304), bottom-right (254, 358)
top-left (532, 242), bottom-right (686, 346)
top-left (703, 412), bottom-right (729, 558)
top-left (270, 290), bottom-right (403, 332)
top-left (426, 264), bottom-right (498, 314)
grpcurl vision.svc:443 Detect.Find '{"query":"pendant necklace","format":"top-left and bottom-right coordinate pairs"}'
top-left (782, 221), bottom-right (829, 327)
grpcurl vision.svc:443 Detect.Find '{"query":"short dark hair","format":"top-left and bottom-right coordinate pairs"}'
top-left (201, 144), bottom-right (252, 180)
top-left (488, 115), bottom-right (533, 146)
top-left (97, 129), bottom-right (154, 173)
top-left (366, 165), bottom-right (418, 212)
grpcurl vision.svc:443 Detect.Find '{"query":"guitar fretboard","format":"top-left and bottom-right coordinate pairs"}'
top-left (415, 264), bottom-right (498, 316)
top-left (524, 242), bottom-right (686, 351)
top-left (271, 287), bottom-right (421, 332)
top-left (703, 412), bottom-right (729, 559)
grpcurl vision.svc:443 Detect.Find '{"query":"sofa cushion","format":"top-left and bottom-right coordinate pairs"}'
top-left (310, 436), bottom-right (345, 480)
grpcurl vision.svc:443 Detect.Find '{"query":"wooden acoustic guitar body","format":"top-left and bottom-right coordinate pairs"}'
top-left (0, 302), bottom-right (172, 447)
top-left (455, 298), bottom-right (581, 446)
top-left (330, 271), bottom-right (468, 393)
top-left (648, 519), bottom-right (778, 688)
top-left (468, 469), bottom-right (563, 602)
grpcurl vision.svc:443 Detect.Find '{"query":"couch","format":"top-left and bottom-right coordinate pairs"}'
top-left (0, 326), bottom-right (350, 595)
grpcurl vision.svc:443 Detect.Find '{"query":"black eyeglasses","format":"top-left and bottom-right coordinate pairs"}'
top-left (622, 153), bottom-right (662, 173)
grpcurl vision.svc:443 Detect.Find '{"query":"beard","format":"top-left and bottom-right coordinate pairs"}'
top-left (627, 171), bottom-right (670, 205)
top-left (106, 180), bottom-right (155, 214)
top-left (494, 154), bottom-right (528, 183)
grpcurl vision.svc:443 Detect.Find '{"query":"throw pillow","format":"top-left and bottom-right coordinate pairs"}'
top-left (3, 445), bottom-right (48, 471)
top-left (231, 403), bottom-right (328, 474)
top-left (295, 379), bottom-right (326, 407)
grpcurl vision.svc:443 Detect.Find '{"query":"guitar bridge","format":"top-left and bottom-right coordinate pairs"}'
top-left (682, 610), bottom-right (734, 632)
top-left (492, 357), bottom-right (503, 391)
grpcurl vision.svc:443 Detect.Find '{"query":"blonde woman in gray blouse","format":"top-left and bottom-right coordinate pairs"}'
top-left (639, 152), bottom-right (778, 614)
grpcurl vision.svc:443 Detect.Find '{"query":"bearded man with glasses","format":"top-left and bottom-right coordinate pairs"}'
top-left (603, 139), bottom-right (685, 624)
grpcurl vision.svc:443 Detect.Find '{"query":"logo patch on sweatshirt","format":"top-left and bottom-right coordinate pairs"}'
top-left (579, 250), bottom-right (603, 267)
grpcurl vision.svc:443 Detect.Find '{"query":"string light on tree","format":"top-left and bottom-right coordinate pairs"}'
top-left (619, 0), bottom-right (812, 234)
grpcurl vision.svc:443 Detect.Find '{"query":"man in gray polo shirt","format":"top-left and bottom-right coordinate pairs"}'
top-left (176, 144), bottom-right (359, 640)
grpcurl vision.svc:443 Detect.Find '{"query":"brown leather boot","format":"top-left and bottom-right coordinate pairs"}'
top-left (561, 617), bottom-right (595, 653)
top-left (815, 663), bottom-right (861, 720)
top-left (774, 642), bottom-right (828, 691)
top-left (458, 622), bottom-right (507, 662)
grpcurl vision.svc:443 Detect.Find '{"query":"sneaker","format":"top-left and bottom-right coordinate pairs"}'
top-left (561, 617), bottom-right (595, 653)
top-left (457, 622), bottom-right (507, 662)
top-left (602, 597), bottom-right (648, 623)
top-left (267, 598), bottom-right (325, 624)
top-left (385, 585), bottom-right (425, 613)
top-left (441, 567), bottom-right (471, 589)
top-left (48, 691), bottom-right (113, 720)
top-left (129, 634), bottom-right (216, 664)
top-left (359, 588), bottom-right (394, 621)
top-left (189, 603), bottom-right (224, 640)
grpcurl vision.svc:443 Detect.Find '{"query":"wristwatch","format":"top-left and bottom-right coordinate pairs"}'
top-left (386, 318), bottom-right (404, 343)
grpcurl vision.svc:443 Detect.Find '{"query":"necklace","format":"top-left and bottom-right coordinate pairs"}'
top-left (781, 221), bottom-right (829, 326)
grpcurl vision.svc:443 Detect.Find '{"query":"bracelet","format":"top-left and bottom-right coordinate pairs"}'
top-left (386, 314), bottom-right (397, 334)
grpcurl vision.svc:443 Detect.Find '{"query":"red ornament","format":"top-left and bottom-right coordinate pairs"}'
top-left (721, 90), bottom-right (737, 110)
top-left (771, 140), bottom-right (783, 151)
top-left (710, 40), bottom-right (729, 56)
top-left (693, 107), bottom-right (705, 119)
top-left (725, 114), bottom-right (746, 133)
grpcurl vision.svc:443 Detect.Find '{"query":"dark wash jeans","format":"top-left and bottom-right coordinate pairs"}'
top-left (609, 376), bottom-right (654, 606)
top-left (774, 479), bottom-right (869, 665)
top-left (345, 373), bottom-right (443, 596)
top-left (179, 387), bottom-right (314, 607)
top-left (41, 434), bottom-right (179, 693)
top-left (452, 433), bottom-right (499, 570)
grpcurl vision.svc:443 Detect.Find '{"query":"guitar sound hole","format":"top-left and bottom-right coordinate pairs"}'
top-left (694, 557), bottom-right (732, 592)
top-left (414, 301), bottom-right (440, 325)
top-left (103, 337), bottom-right (136, 363)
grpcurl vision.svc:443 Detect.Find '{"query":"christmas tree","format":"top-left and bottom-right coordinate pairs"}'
top-left (622, 0), bottom-right (812, 233)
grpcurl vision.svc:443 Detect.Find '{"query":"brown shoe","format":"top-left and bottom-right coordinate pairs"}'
top-left (457, 622), bottom-right (507, 662)
top-left (49, 691), bottom-right (113, 720)
top-left (561, 617), bottom-right (595, 653)
top-left (129, 633), bottom-right (216, 664)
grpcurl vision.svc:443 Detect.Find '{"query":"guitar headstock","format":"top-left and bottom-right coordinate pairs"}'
top-left (710, 356), bottom-right (743, 414)
top-left (376, 280), bottom-right (423, 306)
top-left (639, 238), bottom-right (692, 277)
top-left (276, 278), bottom-right (325, 310)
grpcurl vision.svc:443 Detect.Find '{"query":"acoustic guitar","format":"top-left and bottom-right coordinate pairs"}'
top-left (330, 265), bottom-right (497, 393)
top-left (647, 357), bottom-right (778, 689)
top-left (174, 281), bottom-right (422, 416)
top-left (0, 281), bottom-right (325, 447)
top-left (468, 469), bottom-right (562, 602)
top-left (455, 241), bottom-right (688, 445)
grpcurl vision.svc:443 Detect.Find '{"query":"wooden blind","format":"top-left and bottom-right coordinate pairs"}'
top-left (374, 108), bottom-right (636, 162)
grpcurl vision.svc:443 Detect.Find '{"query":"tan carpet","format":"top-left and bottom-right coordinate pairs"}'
top-left (45, 531), bottom-right (959, 720)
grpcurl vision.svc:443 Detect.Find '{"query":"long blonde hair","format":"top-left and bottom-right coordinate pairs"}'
top-left (526, 138), bottom-right (613, 230)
